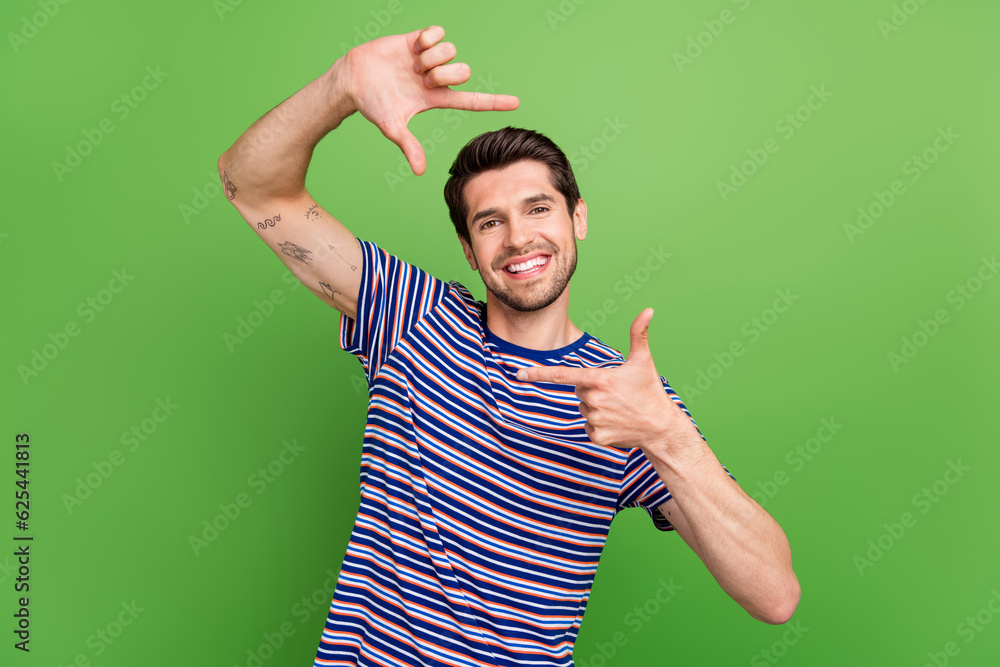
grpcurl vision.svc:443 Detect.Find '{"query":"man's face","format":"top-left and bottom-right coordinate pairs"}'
top-left (459, 160), bottom-right (587, 313)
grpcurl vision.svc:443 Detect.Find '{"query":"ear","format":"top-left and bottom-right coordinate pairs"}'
top-left (458, 234), bottom-right (479, 271)
top-left (572, 198), bottom-right (588, 241)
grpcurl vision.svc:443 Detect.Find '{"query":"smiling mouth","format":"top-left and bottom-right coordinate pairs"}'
top-left (504, 255), bottom-right (550, 276)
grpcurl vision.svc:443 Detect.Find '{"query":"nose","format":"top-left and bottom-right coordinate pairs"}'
top-left (504, 215), bottom-right (535, 251)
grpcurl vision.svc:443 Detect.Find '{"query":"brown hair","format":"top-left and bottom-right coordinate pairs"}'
top-left (444, 127), bottom-right (581, 244)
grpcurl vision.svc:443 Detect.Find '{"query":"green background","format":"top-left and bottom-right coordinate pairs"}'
top-left (3, 0), bottom-right (998, 665)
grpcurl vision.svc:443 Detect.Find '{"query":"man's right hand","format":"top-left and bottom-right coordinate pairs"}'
top-left (334, 25), bottom-right (520, 175)
top-left (220, 24), bottom-right (518, 320)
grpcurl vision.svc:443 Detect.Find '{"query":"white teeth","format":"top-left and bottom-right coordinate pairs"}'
top-left (507, 256), bottom-right (548, 274)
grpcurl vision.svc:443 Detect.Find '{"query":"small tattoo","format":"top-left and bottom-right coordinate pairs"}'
top-left (223, 171), bottom-right (237, 200)
top-left (328, 245), bottom-right (358, 272)
top-left (278, 241), bottom-right (312, 264)
top-left (257, 213), bottom-right (281, 230)
top-left (319, 282), bottom-right (342, 302)
top-left (305, 205), bottom-right (322, 220)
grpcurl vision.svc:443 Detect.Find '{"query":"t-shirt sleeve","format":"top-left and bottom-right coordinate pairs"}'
top-left (617, 446), bottom-right (676, 532)
top-left (339, 238), bottom-right (448, 385)
top-left (615, 378), bottom-right (736, 532)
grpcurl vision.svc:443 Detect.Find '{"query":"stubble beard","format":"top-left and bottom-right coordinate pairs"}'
top-left (479, 238), bottom-right (578, 313)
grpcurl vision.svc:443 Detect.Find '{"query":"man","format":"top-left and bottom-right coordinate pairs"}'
top-left (220, 25), bottom-right (799, 667)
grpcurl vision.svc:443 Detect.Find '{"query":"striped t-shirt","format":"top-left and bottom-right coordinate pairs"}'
top-left (315, 239), bottom-right (704, 667)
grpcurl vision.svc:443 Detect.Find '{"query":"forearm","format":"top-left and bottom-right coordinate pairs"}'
top-left (646, 423), bottom-right (799, 623)
top-left (219, 59), bottom-right (356, 208)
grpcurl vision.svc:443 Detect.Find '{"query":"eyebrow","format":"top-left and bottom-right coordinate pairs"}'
top-left (470, 193), bottom-right (556, 226)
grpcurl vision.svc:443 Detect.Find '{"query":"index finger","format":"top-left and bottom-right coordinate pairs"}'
top-left (516, 365), bottom-right (596, 386)
top-left (437, 88), bottom-right (520, 112)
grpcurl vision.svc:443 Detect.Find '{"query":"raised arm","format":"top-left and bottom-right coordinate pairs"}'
top-left (217, 25), bottom-right (519, 319)
top-left (517, 310), bottom-right (801, 624)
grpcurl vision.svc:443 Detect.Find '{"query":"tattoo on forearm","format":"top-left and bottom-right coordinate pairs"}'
top-left (319, 282), bottom-right (342, 302)
top-left (223, 171), bottom-right (237, 200)
top-left (278, 241), bottom-right (313, 264)
top-left (305, 205), bottom-right (322, 220)
top-left (257, 214), bottom-right (281, 230)
top-left (328, 245), bottom-right (358, 272)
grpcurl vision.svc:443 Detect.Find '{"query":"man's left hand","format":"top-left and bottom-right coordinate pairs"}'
top-left (516, 308), bottom-right (698, 451)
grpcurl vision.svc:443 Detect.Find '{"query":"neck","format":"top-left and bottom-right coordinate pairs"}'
top-left (483, 287), bottom-right (584, 351)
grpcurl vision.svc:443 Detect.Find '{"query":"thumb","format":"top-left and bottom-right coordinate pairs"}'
top-left (379, 118), bottom-right (426, 175)
top-left (625, 308), bottom-right (654, 365)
